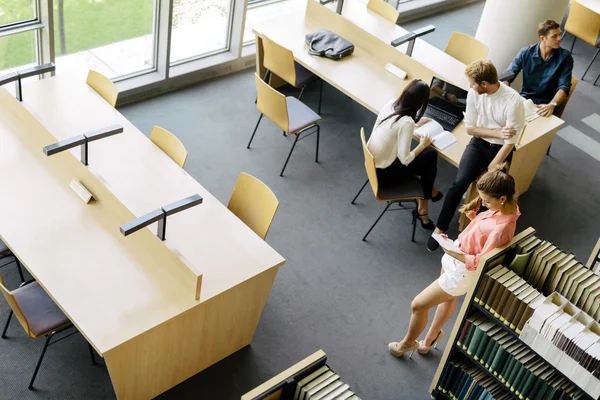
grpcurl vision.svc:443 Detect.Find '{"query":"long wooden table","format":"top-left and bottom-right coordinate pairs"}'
top-left (253, 0), bottom-right (564, 197)
top-left (1, 79), bottom-right (285, 399)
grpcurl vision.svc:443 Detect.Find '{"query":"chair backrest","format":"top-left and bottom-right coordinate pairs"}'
top-left (360, 128), bottom-right (380, 198)
top-left (86, 70), bottom-right (118, 107)
top-left (150, 126), bottom-right (188, 168)
top-left (255, 72), bottom-right (289, 132)
top-left (0, 274), bottom-right (32, 338)
top-left (565, 1), bottom-right (600, 47)
top-left (554, 75), bottom-right (578, 118)
top-left (227, 172), bottom-right (279, 240)
top-left (445, 32), bottom-right (489, 65)
top-left (367, 0), bottom-right (399, 24)
top-left (262, 36), bottom-right (297, 86)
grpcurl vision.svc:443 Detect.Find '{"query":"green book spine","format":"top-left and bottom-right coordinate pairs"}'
top-left (517, 369), bottom-right (534, 399)
top-left (507, 361), bottom-right (524, 389)
top-left (467, 326), bottom-right (484, 356)
top-left (499, 354), bottom-right (517, 383)
top-left (512, 363), bottom-right (530, 395)
top-left (481, 339), bottom-right (498, 368)
top-left (527, 376), bottom-right (544, 400)
top-left (532, 380), bottom-right (549, 400)
top-left (463, 324), bottom-right (478, 351)
top-left (543, 385), bottom-right (557, 400)
top-left (490, 346), bottom-right (507, 375)
top-left (473, 333), bottom-right (490, 361)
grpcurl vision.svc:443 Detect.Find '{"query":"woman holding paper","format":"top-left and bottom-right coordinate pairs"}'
top-left (368, 79), bottom-right (443, 229)
top-left (388, 165), bottom-right (520, 358)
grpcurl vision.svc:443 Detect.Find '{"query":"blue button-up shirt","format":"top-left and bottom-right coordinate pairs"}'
top-left (504, 44), bottom-right (573, 104)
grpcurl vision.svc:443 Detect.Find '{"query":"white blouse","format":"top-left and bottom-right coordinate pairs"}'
top-left (367, 98), bottom-right (416, 169)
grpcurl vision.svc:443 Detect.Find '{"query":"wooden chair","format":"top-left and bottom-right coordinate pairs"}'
top-left (0, 274), bottom-right (97, 390)
top-left (367, 0), bottom-right (399, 24)
top-left (0, 239), bottom-right (24, 283)
top-left (554, 75), bottom-right (578, 118)
top-left (227, 173), bottom-right (279, 240)
top-left (564, 0), bottom-right (600, 80)
top-left (445, 32), bottom-right (489, 65)
top-left (85, 70), bottom-right (118, 107)
top-left (262, 36), bottom-right (323, 114)
top-left (150, 126), bottom-right (188, 168)
top-left (351, 128), bottom-right (423, 242)
top-left (248, 73), bottom-right (322, 177)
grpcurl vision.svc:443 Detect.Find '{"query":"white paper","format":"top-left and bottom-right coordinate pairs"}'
top-left (522, 98), bottom-right (540, 122)
top-left (432, 233), bottom-right (463, 253)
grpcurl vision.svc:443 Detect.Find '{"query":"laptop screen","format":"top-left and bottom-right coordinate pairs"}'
top-left (428, 77), bottom-right (468, 114)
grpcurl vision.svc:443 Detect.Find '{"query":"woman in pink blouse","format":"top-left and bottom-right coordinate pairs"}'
top-left (388, 164), bottom-right (520, 358)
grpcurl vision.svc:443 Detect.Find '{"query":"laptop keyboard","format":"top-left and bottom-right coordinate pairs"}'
top-left (427, 107), bottom-right (460, 127)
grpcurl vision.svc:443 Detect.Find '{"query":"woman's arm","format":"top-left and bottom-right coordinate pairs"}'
top-left (397, 119), bottom-right (431, 166)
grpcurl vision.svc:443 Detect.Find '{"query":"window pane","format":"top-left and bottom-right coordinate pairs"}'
top-left (0, 30), bottom-right (37, 72)
top-left (170, 0), bottom-right (232, 64)
top-left (243, 0), bottom-right (304, 44)
top-left (0, 0), bottom-right (36, 27)
top-left (53, 0), bottom-right (156, 79)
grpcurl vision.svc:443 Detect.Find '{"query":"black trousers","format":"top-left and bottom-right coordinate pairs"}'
top-left (376, 148), bottom-right (438, 199)
top-left (436, 137), bottom-right (512, 231)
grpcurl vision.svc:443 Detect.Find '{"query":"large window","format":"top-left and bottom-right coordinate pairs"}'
top-left (170, 0), bottom-right (233, 64)
top-left (0, 0), bottom-right (37, 27)
top-left (53, 0), bottom-right (157, 79)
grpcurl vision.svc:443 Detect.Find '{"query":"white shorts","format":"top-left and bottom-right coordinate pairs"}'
top-left (438, 244), bottom-right (478, 296)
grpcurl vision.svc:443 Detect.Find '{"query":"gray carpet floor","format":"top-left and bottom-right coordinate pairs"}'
top-left (2, 1), bottom-right (600, 399)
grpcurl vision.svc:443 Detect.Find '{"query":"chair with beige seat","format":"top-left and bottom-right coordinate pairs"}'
top-left (247, 73), bottom-right (322, 177)
top-left (0, 274), bottom-right (97, 390)
top-left (150, 126), bottom-right (188, 168)
top-left (262, 36), bottom-right (323, 114)
top-left (444, 32), bottom-right (489, 64)
top-left (366, 0), bottom-right (400, 24)
top-left (86, 70), bottom-right (118, 107)
top-left (351, 128), bottom-right (422, 242)
top-left (563, 0), bottom-right (600, 80)
top-left (227, 172), bottom-right (279, 240)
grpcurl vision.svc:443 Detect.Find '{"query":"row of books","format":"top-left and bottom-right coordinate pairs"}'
top-left (513, 237), bottom-right (600, 318)
top-left (520, 293), bottom-right (600, 398)
top-left (294, 365), bottom-right (360, 400)
top-left (437, 358), bottom-right (511, 400)
top-left (474, 265), bottom-right (546, 334)
top-left (457, 312), bottom-right (587, 400)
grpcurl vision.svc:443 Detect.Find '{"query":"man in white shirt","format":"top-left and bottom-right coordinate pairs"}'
top-left (427, 59), bottom-right (525, 251)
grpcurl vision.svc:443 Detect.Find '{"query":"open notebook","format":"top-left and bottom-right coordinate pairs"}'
top-left (415, 120), bottom-right (458, 151)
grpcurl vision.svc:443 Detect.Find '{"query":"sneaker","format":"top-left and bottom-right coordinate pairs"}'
top-left (427, 236), bottom-right (440, 252)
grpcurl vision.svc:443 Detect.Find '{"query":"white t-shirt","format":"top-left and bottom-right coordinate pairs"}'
top-left (464, 84), bottom-right (525, 145)
top-left (367, 99), bottom-right (416, 169)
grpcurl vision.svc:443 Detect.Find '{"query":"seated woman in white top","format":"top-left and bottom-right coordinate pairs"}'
top-left (367, 79), bottom-right (443, 229)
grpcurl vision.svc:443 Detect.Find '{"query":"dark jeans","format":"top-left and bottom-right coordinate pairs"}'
top-left (436, 137), bottom-right (512, 231)
top-left (376, 148), bottom-right (438, 199)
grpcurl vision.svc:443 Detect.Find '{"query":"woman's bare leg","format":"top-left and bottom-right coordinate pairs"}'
top-left (423, 297), bottom-right (457, 346)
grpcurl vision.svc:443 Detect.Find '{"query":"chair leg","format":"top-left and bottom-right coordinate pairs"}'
top-left (547, 143), bottom-right (552, 156)
top-left (2, 310), bottom-right (13, 338)
top-left (315, 125), bottom-right (320, 163)
top-left (283, 130), bottom-right (286, 137)
top-left (351, 179), bottom-right (369, 204)
top-left (298, 85), bottom-right (306, 101)
top-left (29, 333), bottom-right (53, 390)
top-left (582, 48), bottom-right (600, 80)
top-left (247, 114), bottom-right (263, 149)
top-left (362, 202), bottom-right (394, 241)
top-left (318, 79), bottom-right (323, 115)
top-left (411, 201), bottom-right (418, 242)
top-left (88, 343), bottom-right (98, 366)
top-left (569, 36), bottom-right (576, 53)
top-left (594, 71), bottom-right (600, 86)
top-left (280, 134), bottom-right (301, 177)
top-left (16, 259), bottom-right (25, 283)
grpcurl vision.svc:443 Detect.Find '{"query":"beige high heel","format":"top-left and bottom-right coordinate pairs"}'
top-left (388, 341), bottom-right (420, 359)
top-left (417, 330), bottom-right (445, 355)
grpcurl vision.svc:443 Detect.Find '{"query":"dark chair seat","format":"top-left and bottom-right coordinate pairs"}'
top-left (286, 97), bottom-right (321, 134)
top-left (13, 282), bottom-right (70, 337)
top-left (294, 62), bottom-right (317, 87)
top-left (377, 175), bottom-right (423, 202)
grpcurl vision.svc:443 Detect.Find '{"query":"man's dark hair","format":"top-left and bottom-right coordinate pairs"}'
top-left (538, 20), bottom-right (560, 37)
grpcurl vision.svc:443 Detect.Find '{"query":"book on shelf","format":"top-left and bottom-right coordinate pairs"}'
top-left (522, 237), bottom-right (543, 254)
top-left (573, 274), bottom-right (599, 308)
top-left (564, 267), bottom-right (593, 302)
top-left (516, 292), bottom-right (547, 334)
top-left (475, 264), bottom-right (506, 305)
top-left (531, 248), bottom-right (562, 289)
top-left (498, 279), bottom-right (529, 326)
top-left (487, 270), bottom-right (517, 314)
top-left (556, 262), bottom-right (584, 296)
top-left (523, 241), bottom-right (551, 282)
top-left (544, 254), bottom-right (576, 295)
top-left (509, 252), bottom-right (532, 277)
top-left (516, 236), bottom-right (537, 254)
top-left (494, 276), bottom-right (526, 321)
top-left (490, 274), bottom-right (521, 318)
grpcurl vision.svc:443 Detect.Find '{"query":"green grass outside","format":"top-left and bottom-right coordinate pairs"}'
top-left (0, 0), bottom-right (154, 70)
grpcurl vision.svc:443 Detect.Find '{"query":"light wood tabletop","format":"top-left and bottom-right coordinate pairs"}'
top-left (577, 0), bottom-right (600, 15)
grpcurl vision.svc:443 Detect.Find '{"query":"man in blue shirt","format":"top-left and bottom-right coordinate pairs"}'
top-left (503, 20), bottom-right (574, 117)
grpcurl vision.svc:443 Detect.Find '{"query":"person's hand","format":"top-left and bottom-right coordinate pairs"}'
top-left (441, 247), bottom-right (466, 262)
top-left (419, 135), bottom-right (433, 147)
top-left (499, 126), bottom-right (517, 139)
top-left (417, 117), bottom-right (432, 127)
top-left (536, 103), bottom-right (555, 117)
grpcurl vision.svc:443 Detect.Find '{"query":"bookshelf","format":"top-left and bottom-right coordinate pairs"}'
top-left (430, 227), bottom-right (599, 400)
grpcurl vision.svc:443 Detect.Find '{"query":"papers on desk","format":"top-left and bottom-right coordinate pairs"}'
top-left (523, 98), bottom-right (540, 123)
top-left (432, 233), bottom-right (463, 253)
top-left (415, 120), bottom-right (458, 151)
top-left (384, 63), bottom-right (407, 80)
